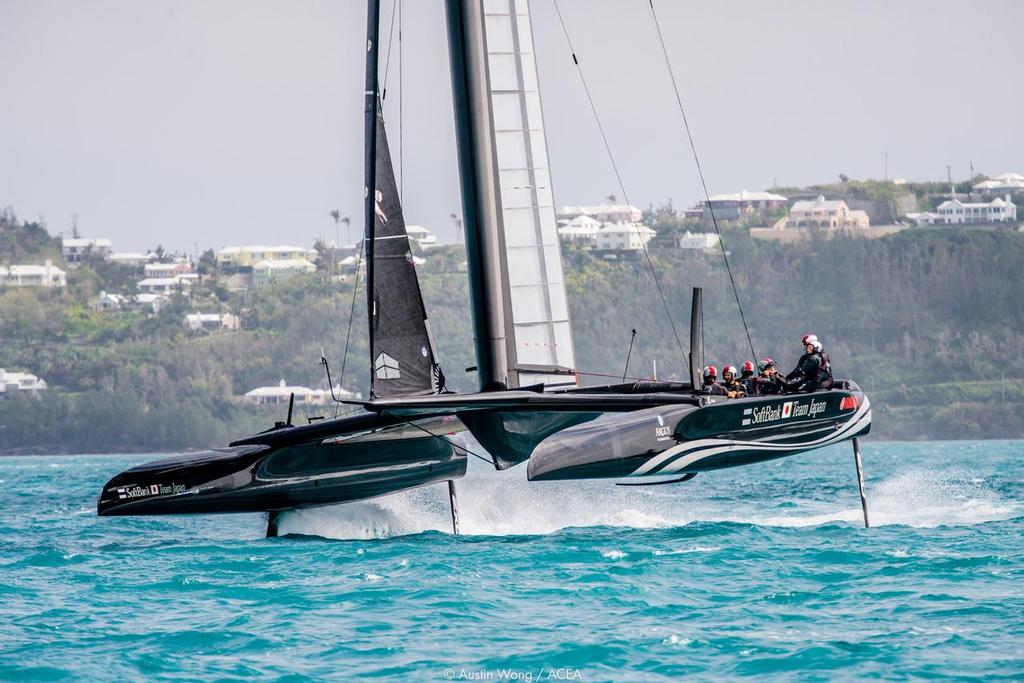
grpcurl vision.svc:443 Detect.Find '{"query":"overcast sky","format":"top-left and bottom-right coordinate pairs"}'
top-left (1, 0), bottom-right (1021, 253)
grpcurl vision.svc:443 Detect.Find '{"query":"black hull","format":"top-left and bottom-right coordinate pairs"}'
top-left (97, 412), bottom-right (468, 516)
top-left (527, 388), bottom-right (871, 481)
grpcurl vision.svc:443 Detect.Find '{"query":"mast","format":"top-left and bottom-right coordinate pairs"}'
top-left (364, 0), bottom-right (381, 393)
top-left (445, 0), bottom-right (509, 391)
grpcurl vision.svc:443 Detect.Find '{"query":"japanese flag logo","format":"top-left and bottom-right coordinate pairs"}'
top-left (150, 484), bottom-right (160, 495)
top-left (782, 402), bottom-right (794, 418)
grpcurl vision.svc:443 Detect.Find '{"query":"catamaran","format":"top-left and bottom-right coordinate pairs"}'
top-left (97, 0), bottom-right (872, 535)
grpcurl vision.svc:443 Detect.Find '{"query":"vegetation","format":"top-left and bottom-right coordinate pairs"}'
top-left (1, 206), bottom-right (1023, 453)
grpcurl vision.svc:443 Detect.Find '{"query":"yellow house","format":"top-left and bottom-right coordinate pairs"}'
top-left (216, 245), bottom-right (318, 269)
top-left (781, 195), bottom-right (870, 229)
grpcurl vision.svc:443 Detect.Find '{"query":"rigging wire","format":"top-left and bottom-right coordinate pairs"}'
top-left (645, 0), bottom-right (758, 362)
top-left (335, 238), bottom-right (366, 419)
top-left (380, 410), bottom-right (496, 466)
top-left (552, 0), bottom-right (688, 372)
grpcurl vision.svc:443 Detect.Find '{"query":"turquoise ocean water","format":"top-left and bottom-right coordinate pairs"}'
top-left (1, 440), bottom-right (1022, 681)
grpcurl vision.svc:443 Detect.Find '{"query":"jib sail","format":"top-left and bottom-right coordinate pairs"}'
top-left (365, 104), bottom-right (443, 398)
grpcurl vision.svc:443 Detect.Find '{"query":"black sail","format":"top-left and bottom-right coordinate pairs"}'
top-left (368, 106), bottom-right (442, 398)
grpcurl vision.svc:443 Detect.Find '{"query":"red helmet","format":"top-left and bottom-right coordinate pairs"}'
top-left (802, 334), bottom-right (818, 346)
top-left (741, 361), bottom-right (755, 374)
top-left (702, 365), bottom-right (717, 381)
top-left (758, 357), bottom-right (777, 372)
top-left (723, 365), bottom-right (738, 378)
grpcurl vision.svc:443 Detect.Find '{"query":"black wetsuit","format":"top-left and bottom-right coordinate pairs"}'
top-left (723, 379), bottom-right (746, 396)
top-left (700, 381), bottom-right (728, 396)
top-left (754, 374), bottom-right (785, 395)
top-left (740, 373), bottom-right (757, 395)
top-left (786, 351), bottom-right (833, 392)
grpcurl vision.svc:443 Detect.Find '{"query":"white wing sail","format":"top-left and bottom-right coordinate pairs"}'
top-left (482, 0), bottom-right (576, 388)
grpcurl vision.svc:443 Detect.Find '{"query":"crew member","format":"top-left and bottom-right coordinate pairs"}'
top-left (721, 365), bottom-right (746, 398)
top-left (739, 361), bottom-right (757, 394)
top-left (754, 358), bottom-right (785, 395)
top-left (785, 335), bottom-right (833, 392)
top-left (700, 365), bottom-right (728, 396)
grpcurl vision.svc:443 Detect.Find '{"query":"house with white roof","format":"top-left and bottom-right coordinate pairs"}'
top-left (973, 172), bottom-right (1024, 196)
top-left (133, 293), bottom-right (168, 313)
top-left (0, 369), bottom-right (47, 398)
top-left (558, 203), bottom-right (644, 224)
top-left (61, 237), bottom-right (112, 263)
top-left (676, 231), bottom-right (721, 252)
top-left (216, 245), bottom-right (318, 270)
top-left (594, 222), bottom-right (656, 251)
top-left (137, 275), bottom-right (194, 295)
top-left (703, 190), bottom-right (788, 220)
top-left (252, 259), bottom-right (317, 287)
top-left (557, 215), bottom-right (603, 246)
top-left (243, 379), bottom-right (361, 405)
top-left (405, 225), bottom-right (440, 250)
top-left (108, 252), bottom-right (151, 267)
top-left (782, 196), bottom-right (870, 229)
top-left (184, 312), bottom-right (241, 332)
top-left (0, 260), bottom-right (67, 287)
top-left (922, 195), bottom-right (1017, 225)
top-left (93, 291), bottom-right (126, 312)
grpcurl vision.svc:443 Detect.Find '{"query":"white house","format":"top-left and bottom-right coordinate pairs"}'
top-left (134, 293), bottom-right (168, 313)
top-left (184, 312), bottom-right (241, 332)
top-left (0, 260), bottom-right (67, 287)
top-left (932, 195), bottom-right (1016, 225)
top-left (61, 237), bottom-right (112, 263)
top-left (558, 203), bottom-right (643, 224)
top-left (108, 252), bottom-right (151, 267)
top-left (973, 172), bottom-right (1024, 196)
top-left (243, 379), bottom-right (361, 405)
top-left (594, 222), bottom-right (656, 251)
top-left (557, 215), bottom-right (603, 245)
top-left (0, 368), bottom-right (47, 398)
top-left (676, 231), bottom-right (721, 251)
top-left (93, 291), bottom-right (126, 312)
top-left (405, 225), bottom-right (440, 249)
top-left (137, 275), bottom-right (193, 295)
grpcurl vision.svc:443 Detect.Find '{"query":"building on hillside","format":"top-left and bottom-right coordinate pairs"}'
top-left (405, 225), bottom-right (439, 249)
top-left (594, 222), bottom-right (656, 251)
top-left (676, 231), bottom-right (721, 252)
top-left (557, 215), bottom-right (603, 246)
top-left (216, 245), bottom-right (318, 270)
top-left (144, 261), bottom-right (192, 278)
top-left (133, 293), bottom-right (168, 313)
top-left (108, 252), bottom-right (151, 267)
top-left (252, 259), bottom-right (317, 288)
top-left (973, 172), bottom-right (1024, 196)
top-left (243, 379), bottom-right (361, 405)
top-left (702, 190), bottom-right (788, 220)
top-left (61, 237), bottom-right (112, 263)
top-left (0, 261), bottom-right (67, 287)
top-left (137, 275), bottom-right (194, 295)
top-left (93, 291), bottom-right (126, 312)
top-left (184, 312), bottom-right (240, 332)
top-left (923, 195), bottom-right (1017, 225)
top-left (558, 203), bottom-right (643, 224)
top-left (781, 195), bottom-right (870, 229)
top-left (0, 368), bottom-right (47, 398)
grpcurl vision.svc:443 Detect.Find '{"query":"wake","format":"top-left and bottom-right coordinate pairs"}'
top-left (271, 462), bottom-right (1020, 540)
